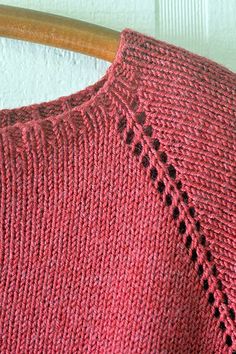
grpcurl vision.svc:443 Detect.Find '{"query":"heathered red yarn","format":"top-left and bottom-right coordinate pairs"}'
top-left (0, 27), bottom-right (235, 353)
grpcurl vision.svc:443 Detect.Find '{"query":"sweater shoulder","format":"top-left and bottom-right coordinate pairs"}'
top-left (121, 30), bottom-right (236, 348)
top-left (124, 28), bottom-right (236, 90)
top-left (123, 29), bottom-right (236, 116)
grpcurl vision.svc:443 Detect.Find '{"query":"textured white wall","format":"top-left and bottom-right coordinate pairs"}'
top-left (156, 0), bottom-right (236, 72)
top-left (0, 0), bottom-right (235, 110)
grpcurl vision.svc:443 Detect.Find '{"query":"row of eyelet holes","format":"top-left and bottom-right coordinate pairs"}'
top-left (117, 109), bottom-right (235, 352)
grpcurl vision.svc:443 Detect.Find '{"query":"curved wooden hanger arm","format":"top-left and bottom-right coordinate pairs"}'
top-left (0, 4), bottom-right (121, 62)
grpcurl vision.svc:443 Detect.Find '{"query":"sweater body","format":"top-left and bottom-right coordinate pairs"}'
top-left (0, 28), bottom-right (235, 353)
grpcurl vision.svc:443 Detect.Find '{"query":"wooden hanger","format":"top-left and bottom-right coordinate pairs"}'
top-left (0, 4), bottom-right (121, 62)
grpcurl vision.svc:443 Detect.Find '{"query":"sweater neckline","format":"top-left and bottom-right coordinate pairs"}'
top-left (0, 27), bottom-right (141, 150)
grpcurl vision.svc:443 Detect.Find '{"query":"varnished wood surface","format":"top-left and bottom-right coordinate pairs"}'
top-left (0, 4), bottom-right (121, 62)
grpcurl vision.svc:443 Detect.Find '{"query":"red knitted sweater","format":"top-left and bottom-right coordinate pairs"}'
top-left (0, 28), bottom-right (235, 354)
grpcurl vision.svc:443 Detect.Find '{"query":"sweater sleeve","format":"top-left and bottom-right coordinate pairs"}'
top-left (124, 29), bottom-right (236, 351)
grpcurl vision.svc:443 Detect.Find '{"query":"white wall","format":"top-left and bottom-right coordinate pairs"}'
top-left (156, 0), bottom-right (236, 72)
top-left (0, 0), bottom-right (235, 110)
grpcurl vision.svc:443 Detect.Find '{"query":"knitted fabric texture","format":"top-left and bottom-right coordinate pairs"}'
top-left (0, 28), bottom-right (235, 354)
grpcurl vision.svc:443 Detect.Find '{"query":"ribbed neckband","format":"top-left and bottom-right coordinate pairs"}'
top-left (0, 27), bottom-right (140, 152)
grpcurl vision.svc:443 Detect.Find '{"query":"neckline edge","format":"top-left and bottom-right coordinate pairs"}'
top-left (0, 27), bottom-right (135, 135)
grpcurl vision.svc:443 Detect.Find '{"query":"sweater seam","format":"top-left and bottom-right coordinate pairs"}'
top-left (109, 86), bottom-right (236, 352)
